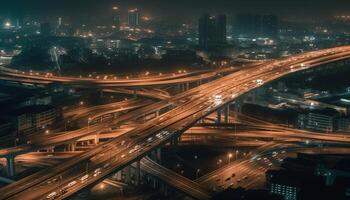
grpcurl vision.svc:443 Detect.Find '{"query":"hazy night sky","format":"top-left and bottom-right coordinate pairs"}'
top-left (1, 0), bottom-right (350, 22)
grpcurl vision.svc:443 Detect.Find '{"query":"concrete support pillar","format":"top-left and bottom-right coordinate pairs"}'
top-left (135, 161), bottom-right (141, 186)
top-left (94, 133), bottom-right (99, 145)
top-left (234, 99), bottom-right (243, 113)
top-left (224, 104), bottom-right (230, 124)
top-left (6, 155), bottom-right (15, 178)
top-left (156, 110), bottom-right (159, 117)
top-left (216, 109), bottom-right (222, 124)
top-left (152, 177), bottom-right (157, 188)
top-left (156, 148), bottom-right (161, 164)
top-left (174, 137), bottom-right (179, 146)
top-left (115, 171), bottom-right (122, 181)
top-left (133, 90), bottom-right (137, 99)
top-left (125, 166), bottom-right (131, 184)
top-left (68, 143), bottom-right (76, 151)
top-left (170, 137), bottom-right (178, 152)
top-left (47, 146), bottom-right (54, 152)
top-left (186, 82), bottom-right (190, 90)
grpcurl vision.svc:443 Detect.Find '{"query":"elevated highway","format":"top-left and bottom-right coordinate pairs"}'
top-left (1, 46), bottom-right (350, 199)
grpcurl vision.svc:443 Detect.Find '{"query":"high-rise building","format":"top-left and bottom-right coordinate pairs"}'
top-left (40, 22), bottom-right (51, 36)
top-left (58, 17), bottom-right (62, 27)
top-left (297, 111), bottom-right (337, 132)
top-left (262, 15), bottom-right (278, 38)
top-left (128, 8), bottom-right (140, 27)
top-left (234, 14), bottom-right (278, 39)
top-left (216, 15), bottom-right (227, 45)
top-left (235, 14), bottom-right (260, 38)
top-left (198, 14), bottom-right (227, 50)
top-left (112, 6), bottom-right (120, 30)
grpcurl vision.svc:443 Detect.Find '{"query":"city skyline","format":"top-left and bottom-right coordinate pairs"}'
top-left (1, 0), bottom-right (350, 23)
top-left (1, 1), bottom-right (350, 200)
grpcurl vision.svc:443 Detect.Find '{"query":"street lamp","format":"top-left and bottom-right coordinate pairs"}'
top-left (14, 138), bottom-right (19, 147)
top-left (196, 169), bottom-right (201, 179)
top-left (218, 159), bottom-right (222, 167)
top-left (65, 120), bottom-right (70, 131)
top-left (4, 21), bottom-right (11, 28)
top-left (86, 162), bottom-right (89, 174)
top-left (228, 153), bottom-right (233, 163)
top-left (88, 117), bottom-right (92, 131)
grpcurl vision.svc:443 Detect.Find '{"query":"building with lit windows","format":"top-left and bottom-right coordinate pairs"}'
top-left (297, 110), bottom-right (339, 132)
top-left (128, 8), bottom-right (140, 27)
top-left (234, 14), bottom-right (278, 39)
top-left (266, 170), bottom-right (325, 200)
top-left (112, 6), bottom-right (121, 30)
top-left (198, 14), bottom-right (227, 50)
top-left (4, 105), bottom-right (60, 134)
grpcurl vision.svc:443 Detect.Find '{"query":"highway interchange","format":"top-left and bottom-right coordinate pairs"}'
top-left (1, 46), bottom-right (350, 199)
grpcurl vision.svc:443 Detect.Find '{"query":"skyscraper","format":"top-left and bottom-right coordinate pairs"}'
top-left (57, 17), bottom-right (63, 28)
top-left (128, 8), bottom-right (140, 27)
top-left (234, 14), bottom-right (278, 39)
top-left (216, 15), bottom-right (227, 45)
top-left (112, 6), bottom-right (120, 30)
top-left (262, 15), bottom-right (278, 38)
top-left (198, 14), bottom-right (227, 50)
top-left (40, 22), bottom-right (51, 36)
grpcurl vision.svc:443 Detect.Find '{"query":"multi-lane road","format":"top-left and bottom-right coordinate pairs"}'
top-left (1, 46), bottom-right (350, 200)
top-left (0, 66), bottom-right (239, 88)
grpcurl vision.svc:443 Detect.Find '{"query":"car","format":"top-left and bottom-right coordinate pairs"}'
top-left (94, 168), bottom-right (102, 177)
top-left (156, 133), bottom-right (163, 139)
top-left (121, 154), bottom-right (126, 158)
top-left (225, 177), bottom-right (231, 181)
top-left (80, 175), bottom-right (89, 182)
top-left (134, 145), bottom-right (140, 150)
top-left (163, 131), bottom-right (170, 136)
top-left (46, 192), bottom-right (57, 199)
top-left (47, 178), bottom-right (58, 184)
top-left (67, 181), bottom-right (77, 187)
top-left (129, 149), bottom-right (136, 154)
top-left (243, 176), bottom-right (248, 180)
top-left (59, 188), bottom-right (68, 195)
top-left (103, 163), bottom-right (110, 168)
top-left (256, 79), bottom-right (264, 85)
top-left (147, 137), bottom-right (153, 142)
top-left (231, 173), bottom-right (236, 177)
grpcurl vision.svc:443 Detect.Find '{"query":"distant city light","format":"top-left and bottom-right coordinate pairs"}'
top-left (142, 16), bottom-right (151, 21)
top-left (4, 21), bottom-right (11, 28)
